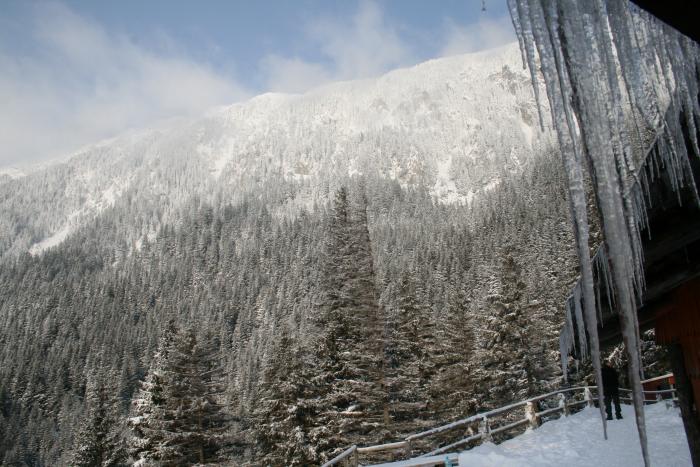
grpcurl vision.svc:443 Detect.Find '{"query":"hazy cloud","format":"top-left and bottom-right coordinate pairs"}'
top-left (0, 3), bottom-right (247, 167)
top-left (440, 14), bottom-right (516, 57)
top-left (260, 2), bottom-right (515, 95)
top-left (0, 1), bottom-right (517, 166)
top-left (310, 1), bottom-right (412, 80)
top-left (259, 55), bottom-right (333, 95)
top-left (260, 0), bottom-right (414, 93)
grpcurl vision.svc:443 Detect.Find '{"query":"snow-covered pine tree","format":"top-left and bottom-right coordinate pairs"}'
top-left (128, 323), bottom-right (229, 465)
top-left (70, 372), bottom-right (126, 467)
top-left (128, 323), bottom-right (173, 465)
top-left (474, 248), bottom-right (535, 409)
top-left (311, 186), bottom-right (388, 460)
top-left (384, 270), bottom-right (435, 432)
top-left (161, 327), bottom-right (229, 465)
top-left (252, 330), bottom-right (317, 465)
top-left (429, 284), bottom-right (477, 421)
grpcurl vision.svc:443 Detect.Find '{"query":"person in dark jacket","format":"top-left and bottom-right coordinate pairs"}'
top-left (602, 361), bottom-right (622, 420)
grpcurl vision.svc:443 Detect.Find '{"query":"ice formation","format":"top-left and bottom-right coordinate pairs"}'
top-left (508, 1), bottom-right (700, 466)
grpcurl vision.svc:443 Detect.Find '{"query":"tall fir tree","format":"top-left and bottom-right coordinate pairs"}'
top-left (473, 249), bottom-right (536, 409)
top-left (429, 284), bottom-right (477, 421)
top-left (128, 323), bottom-right (230, 465)
top-left (252, 330), bottom-right (317, 466)
top-left (70, 372), bottom-right (127, 467)
top-left (311, 186), bottom-right (388, 461)
top-left (128, 323), bottom-right (174, 464)
top-left (384, 270), bottom-right (435, 432)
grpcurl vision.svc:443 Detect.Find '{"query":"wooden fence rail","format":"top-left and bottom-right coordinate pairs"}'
top-left (321, 374), bottom-right (677, 467)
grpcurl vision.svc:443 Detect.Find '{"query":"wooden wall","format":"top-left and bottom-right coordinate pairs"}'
top-left (656, 277), bottom-right (700, 407)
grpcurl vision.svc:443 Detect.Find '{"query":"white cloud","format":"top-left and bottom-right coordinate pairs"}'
top-left (310, 0), bottom-right (412, 80)
top-left (0, 2), bottom-right (518, 166)
top-left (260, 0), bottom-right (414, 93)
top-left (440, 14), bottom-right (516, 57)
top-left (0, 3), bottom-right (247, 167)
top-left (259, 2), bottom-right (516, 95)
top-left (259, 55), bottom-right (332, 94)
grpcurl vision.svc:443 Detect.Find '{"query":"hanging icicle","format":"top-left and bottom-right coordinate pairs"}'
top-left (560, 303), bottom-right (575, 382)
top-left (508, 1), bottom-right (700, 466)
top-left (572, 283), bottom-right (588, 358)
top-left (593, 246), bottom-right (615, 314)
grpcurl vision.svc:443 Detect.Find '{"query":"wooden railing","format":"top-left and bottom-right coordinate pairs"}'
top-left (321, 377), bottom-right (677, 467)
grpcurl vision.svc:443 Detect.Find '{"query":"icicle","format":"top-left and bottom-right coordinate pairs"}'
top-left (524, 0), bottom-right (609, 439)
top-left (560, 297), bottom-right (577, 383)
top-left (559, 1), bottom-right (649, 460)
top-left (611, 0), bottom-right (668, 137)
top-left (592, 245), bottom-right (615, 326)
top-left (630, 184), bottom-right (649, 236)
top-left (605, 0), bottom-right (653, 143)
top-left (595, 245), bottom-right (615, 309)
top-left (593, 269), bottom-right (603, 324)
top-left (572, 284), bottom-right (587, 358)
top-left (589, 1), bottom-right (648, 302)
top-left (507, 0), bottom-right (528, 70)
top-left (513, 0), bottom-right (545, 130)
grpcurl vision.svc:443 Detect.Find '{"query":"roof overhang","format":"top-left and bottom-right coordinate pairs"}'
top-left (563, 125), bottom-right (700, 354)
top-left (630, 0), bottom-right (700, 44)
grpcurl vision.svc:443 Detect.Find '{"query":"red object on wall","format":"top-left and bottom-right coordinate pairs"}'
top-left (655, 277), bottom-right (700, 408)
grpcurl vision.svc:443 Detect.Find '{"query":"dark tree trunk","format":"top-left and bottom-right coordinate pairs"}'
top-left (668, 343), bottom-right (700, 467)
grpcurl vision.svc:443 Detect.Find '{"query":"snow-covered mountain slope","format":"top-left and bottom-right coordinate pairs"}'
top-left (0, 43), bottom-right (552, 258)
top-left (0, 167), bottom-right (25, 180)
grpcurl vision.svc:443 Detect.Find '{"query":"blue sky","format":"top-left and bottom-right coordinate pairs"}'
top-left (0, 0), bottom-right (515, 166)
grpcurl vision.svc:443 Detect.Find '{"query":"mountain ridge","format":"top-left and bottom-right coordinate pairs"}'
top-left (0, 42), bottom-right (552, 259)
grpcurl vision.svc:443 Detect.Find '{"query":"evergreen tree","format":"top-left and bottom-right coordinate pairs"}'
top-left (430, 285), bottom-right (477, 420)
top-left (311, 186), bottom-right (388, 461)
top-left (128, 323), bottom-right (229, 465)
top-left (128, 324), bottom-right (173, 464)
top-left (473, 249), bottom-right (535, 408)
top-left (385, 270), bottom-right (435, 431)
top-left (70, 373), bottom-right (126, 467)
top-left (252, 331), bottom-right (317, 466)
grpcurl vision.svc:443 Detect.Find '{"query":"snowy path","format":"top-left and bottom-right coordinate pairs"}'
top-left (458, 403), bottom-right (691, 466)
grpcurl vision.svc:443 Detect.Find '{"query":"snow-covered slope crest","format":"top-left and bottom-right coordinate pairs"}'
top-left (0, 42), bottom-right (553, 258)
top-left (0, 167), bottom-right (25, 180)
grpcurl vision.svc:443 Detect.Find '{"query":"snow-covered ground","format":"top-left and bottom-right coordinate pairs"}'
top-left (458, 403), bottom-right (691, 467)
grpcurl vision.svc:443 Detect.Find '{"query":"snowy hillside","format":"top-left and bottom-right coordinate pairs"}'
top-left (0, 40), bottom-right (582, 466)
top-left (0, 42), bottom-right (552, 258)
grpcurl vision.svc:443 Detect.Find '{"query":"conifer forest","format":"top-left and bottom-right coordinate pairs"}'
top-left (0, 146), bottom-right (583, 465)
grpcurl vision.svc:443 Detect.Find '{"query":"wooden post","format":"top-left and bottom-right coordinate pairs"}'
top-left (405, 439), bottom-right (412, 459)
top-left (668, 343), bottom-right (700, 467)
top-left (352, 448), bottom-right (359, 467)
top-left (478, 416), bottom-right (492, 443)
top-left (525, 401), bottom-right (539, 429)
top-left (584, 386), bottom-right (594, 407)
top-left (558, 393), bottom-right (570, 416)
